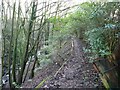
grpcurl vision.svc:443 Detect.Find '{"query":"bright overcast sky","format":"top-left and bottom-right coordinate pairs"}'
top-left (2, 0), bottom-right (120, 7)
top-left (1, 0), bottom-right (119, 18)
top-left (2, 0), bottom-right (89, 18)
top-left (3, 0), bottom-right (89, 8)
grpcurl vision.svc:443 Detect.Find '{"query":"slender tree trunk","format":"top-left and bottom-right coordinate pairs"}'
top-left (0, 0), bottom-right (3, 89)
top-left (18, 1), bottom-right (37, 84)
top-left (29, 55), bottom-right (37, 79)
top-left (0, 24), bottom-right (2, 90)
top-left (7, 3), bottom-right (16, 88)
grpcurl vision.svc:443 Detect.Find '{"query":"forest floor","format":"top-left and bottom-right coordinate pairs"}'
top-left (21, 37), bottom-right (104, 88)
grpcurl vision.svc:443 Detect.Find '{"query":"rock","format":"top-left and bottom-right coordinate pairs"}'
top-left (50, 81), bottom-right (54, 84)
top-left (44, 85), bottom-right (49, 88)
top-left (54, 76), bottom-right (59, 80)
top-left (94, 84), bottom-right (99, 88)
top-left (62, 74), bottom-right (65, 78)
top-left (54, 83), bottom-right (60, 88)
top-left (64, 69), bottom-right (74, 80)
top-left (2, 74), bottom-right (9, 85)
top-left (80, 81), bottom-right (84, 84)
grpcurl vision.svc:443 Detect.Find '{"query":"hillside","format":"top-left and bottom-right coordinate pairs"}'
top-left (21, 37), bottom-right (104, 88)
top-left (1, 1), bottom-right (119, 89)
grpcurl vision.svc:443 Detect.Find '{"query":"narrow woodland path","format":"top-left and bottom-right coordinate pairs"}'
top-left (22, 37), bottom-right (104, 88)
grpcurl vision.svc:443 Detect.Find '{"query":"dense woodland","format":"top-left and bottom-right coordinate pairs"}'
top-left (0, 0), bottom-right (120, 89)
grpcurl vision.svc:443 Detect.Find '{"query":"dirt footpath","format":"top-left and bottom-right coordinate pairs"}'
top-left (22, 37), bottom-right (104, 88)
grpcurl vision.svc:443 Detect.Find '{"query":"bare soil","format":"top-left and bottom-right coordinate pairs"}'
top-left (21, 37), bottom-right (104, 88)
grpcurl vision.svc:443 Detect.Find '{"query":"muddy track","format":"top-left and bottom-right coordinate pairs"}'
top-left (21, 37), bottom-right (104, 88)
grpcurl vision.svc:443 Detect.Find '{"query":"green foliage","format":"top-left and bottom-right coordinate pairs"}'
top-left (2, 0), bottom-right (120, 88)
top-left (48, 2), bottom-right (120, 69)
top-left (86, 28), bottom-right (111, 56)
top-left (48, 2), bottom-right (120, 59)
top-left (62, 2), bottom-right (120, 61)
top-left (85, 2), bottom-right (120, 58)
top-left (37, 45), bottom-right (53, 68)
top-left (63, 2), bottom-right (120, 88)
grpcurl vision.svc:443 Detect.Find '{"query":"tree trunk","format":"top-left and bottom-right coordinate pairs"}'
top-left (18, 1), bottom-right (37, 84)
top-left (0, 0), bottom-right (3, 89)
